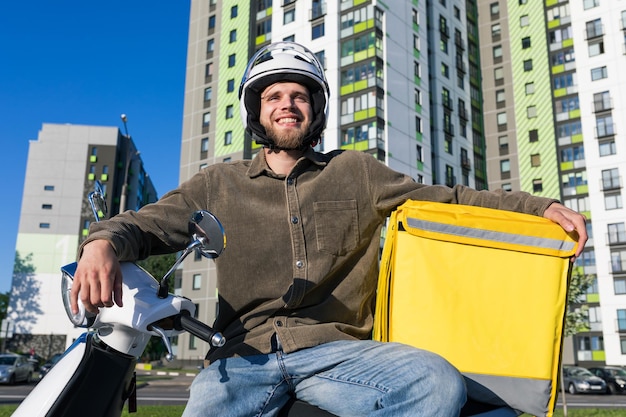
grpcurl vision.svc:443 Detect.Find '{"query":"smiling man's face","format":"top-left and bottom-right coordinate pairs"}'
top-left (259, 82), bottom-right (313, 149)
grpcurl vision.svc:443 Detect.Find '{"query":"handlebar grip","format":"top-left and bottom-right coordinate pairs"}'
top-left (175, 311), bottom-right (226, 348)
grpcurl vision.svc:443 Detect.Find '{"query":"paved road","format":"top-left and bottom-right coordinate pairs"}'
top-left (3, 372), bottom-right (626, 409)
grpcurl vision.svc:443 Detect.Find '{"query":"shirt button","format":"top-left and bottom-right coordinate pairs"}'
top-left (291, 216), bottom-right (299, 224)
top-left (296, 260), bottom-right (304, 268)
top-left (276, 320), bottom-right (283, 327)
top-left (287, 178), bottom-right (294, 185)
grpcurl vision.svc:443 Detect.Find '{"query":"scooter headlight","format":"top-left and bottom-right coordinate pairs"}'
top-left (61, 263), bottom-right (97, 328)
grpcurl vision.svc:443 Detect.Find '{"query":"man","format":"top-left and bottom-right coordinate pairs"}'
top-left (72, 42), bottom-right (586, 417)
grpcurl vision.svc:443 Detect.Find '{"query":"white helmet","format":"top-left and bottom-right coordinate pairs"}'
top-left (239, 42), bottom-right (330, 149)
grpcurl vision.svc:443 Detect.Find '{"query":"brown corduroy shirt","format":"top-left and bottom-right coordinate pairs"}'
top-left (81, 148), bottom-right (556, 363)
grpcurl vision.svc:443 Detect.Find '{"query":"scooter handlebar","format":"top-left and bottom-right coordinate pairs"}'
top-left (175, 311), bottom-right (226, 348)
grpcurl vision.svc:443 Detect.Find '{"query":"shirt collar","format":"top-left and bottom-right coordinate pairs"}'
top-left (247, 147), bottom-right (328, 178)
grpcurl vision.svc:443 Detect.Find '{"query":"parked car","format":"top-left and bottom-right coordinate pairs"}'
top-left (38, 353), bottom-right (64, 380)
top-left (562, 365), bottom-right (607, 394)
top-left (589, 366), bottom-right (626, 394)
top-left (0, 354), bottom-right (35, 384)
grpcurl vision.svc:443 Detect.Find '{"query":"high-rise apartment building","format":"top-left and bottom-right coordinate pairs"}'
top-left (479, 0), bottom-right (626, 368)
top-left (176, 0), bottom-right (487, 359)
top-left (6, 123), bottom-right (157, 356)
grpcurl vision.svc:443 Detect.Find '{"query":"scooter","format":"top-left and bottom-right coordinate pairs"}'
top-left (13, 183), bottom-right (334, 417)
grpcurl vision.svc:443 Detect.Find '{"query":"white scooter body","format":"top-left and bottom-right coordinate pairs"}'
top-left (13, 261), bottom-right (200, 417)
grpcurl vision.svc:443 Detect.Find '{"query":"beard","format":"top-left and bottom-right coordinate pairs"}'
top-left (263, 119), bottom-right (311, 150)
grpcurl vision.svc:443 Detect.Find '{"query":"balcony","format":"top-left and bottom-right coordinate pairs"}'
top-left (585, 24), bottom-right (604, 40)
top-left (593, 98), bottom-right (613, 113)
top-left (607, 231), bottom-right (626, 246)
top-left (595, 124), bottom-right (616, 139)
top-left (310, 2), bottom-right (326, 20)
top-left (600, 176), bottom-right (622, 191)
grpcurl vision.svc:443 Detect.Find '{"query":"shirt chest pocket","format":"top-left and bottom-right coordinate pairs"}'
top-left (313, 200), bottom-right (359, 256)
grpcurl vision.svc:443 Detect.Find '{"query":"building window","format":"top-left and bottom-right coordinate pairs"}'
top-left (492, 45), bottom-right (503, 59)
top-left (589, 41), bottom-right (605, 57)
top-left (204, 87), bottom-right (212, 102)
top-left (414, 61), bottom-right (421, 78)
top-left (497, 112), bottom-right (507, 126)
top-left (522, 37), bottom-right (531, 49)
top-left (231, 5), bottom-right (238, 18)
top-left (599, 139), bottom-right (617, 157)
top-left (591, 66), bottom-right (608, 81)
top-left (416, 145), bottom-right (423, 162)
top-left (44, 185), bottom-right (55, 191)
top-left (208, 15), bottom-right (216, 30)
top-left (42, 204), bottom-right (52, 210)
top-left (586, 18), bottom-right (603, 39)
top-left (491, 23), bottom-right (501, 39)
top-left (608, 223), bottom-right (626, 245)
top-left (414, 35), bottom-right (420, 52)
top-left (498, 135), bottom-right (509, 150)
top-left (496, 89), bottom-right (505, 104)
top-left (494, 67), bottom-right (504, 83)
top-left (523, 59), bottom-right (533, 71)
top-left (618, 310), bottom-right (626, 332)
top-left (520, 15), bottom-right (529, 27)
top-left (39, 223), bottom-right (51, 229)
top-left (584, 0), bottom-right (599, 9)
top-left (207, 39), bottom-right (214, 54)
top-left (500, 159), bottom-right (510, 174)
top-left (602, 168), bottom-right (620, 190)
top-left (193, 274), bottom-right (202, 290)
top-left (596, 114), bottom-right (615, 138)
top-left (284, 7), bottom-right (295, 25)
top-left (202, 112), bottom-right (211, 128)
top-left (530, 153), bottom-right (541, 167)
top-left (228, 54), bottom-right (236, 67)
top-left (226, 105), bottom-right (234, 119)
top-left (441, 63), bottom-right (449, 78)
top-left (312, 22), bottom-right (325, 39)
top-left (256, 19), bottom-right (272, 37)
top-left (527, 106), bottom-right (537, 118)
top-left (229, 30), bottom-right (237, 43)
top-left (227, 79), bottom-right (235, 93)
top-left (615, 278), bottom-right (626, 295)
top-left (201, 138), bottom-right (209, 158)
top-left (224, 131), bottom-right (233, 146)
top-left (189, 334), bottom-right (197, 350)
top-left (490, 2), bottom-right (499, 15)
top-left (525, 82), bottom-right (535, 95)
top-left (532, 179), bottom-right (543, 193)
top-left (205, 63), bottom-right (213, 77)
top-left (605, 193), bottom-right (623, 210)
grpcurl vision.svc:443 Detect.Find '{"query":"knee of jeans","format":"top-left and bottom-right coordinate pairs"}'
top-left (427, 354), bottom-right (467, 402)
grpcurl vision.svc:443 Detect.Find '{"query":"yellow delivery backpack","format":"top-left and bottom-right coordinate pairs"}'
top-left (373, 200), bottom-right (578, 417)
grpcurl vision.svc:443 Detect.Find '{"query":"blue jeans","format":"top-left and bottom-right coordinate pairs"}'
top-left (182, 340), bottom-right (466, 417)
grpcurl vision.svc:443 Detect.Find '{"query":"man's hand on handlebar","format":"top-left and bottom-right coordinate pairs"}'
top-left (71, 240), bottom-right (124, 315)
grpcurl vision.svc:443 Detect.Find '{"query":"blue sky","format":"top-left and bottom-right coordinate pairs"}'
top-left (0, 1), bottom-right (191, 293)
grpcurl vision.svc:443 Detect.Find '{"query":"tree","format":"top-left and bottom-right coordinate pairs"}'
top-left (136, 253), bottom-right (178, 362)
top-left (564, 267), bottom-right (595, 337)
top-left (0, 291), bottom-right (9, 325)
top-left (561, 267), bottom-right (595, 416)
top-left (8, 251), bottom-right (42, 333)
